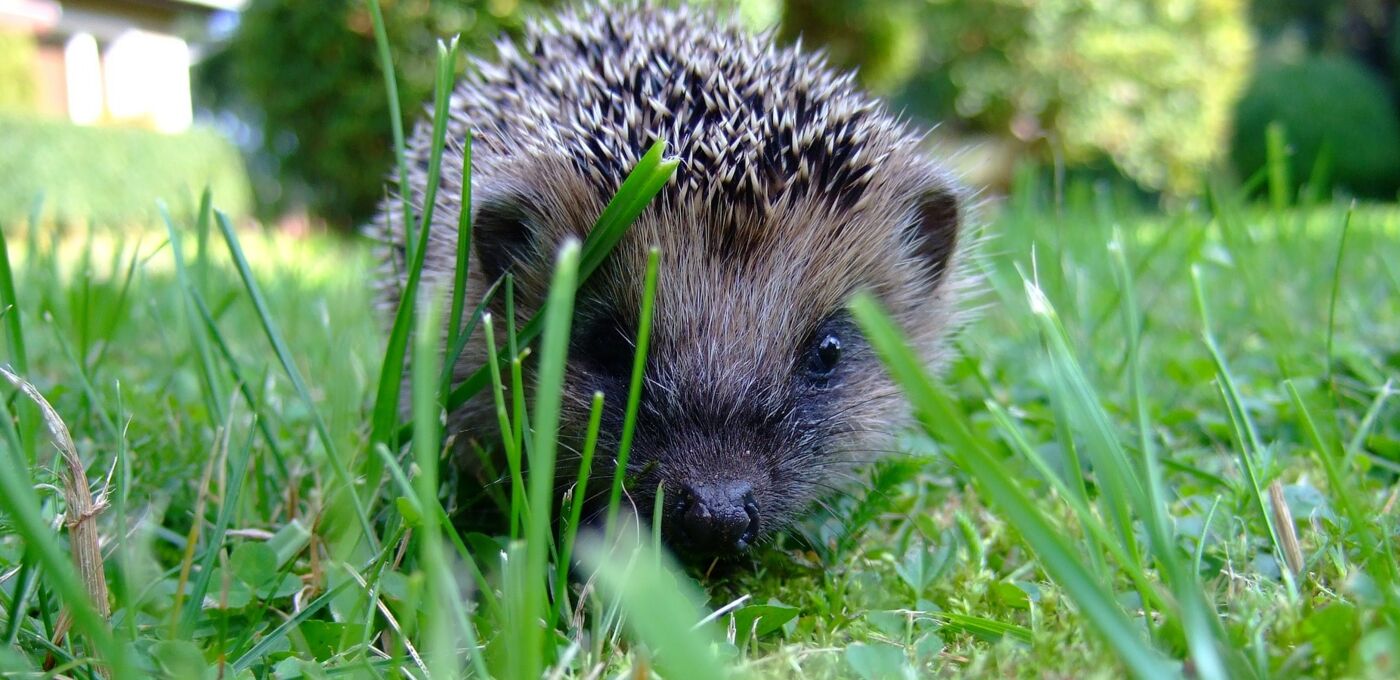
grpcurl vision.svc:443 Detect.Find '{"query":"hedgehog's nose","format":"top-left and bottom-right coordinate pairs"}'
top-left (677, 481), bottom-right (759, 553)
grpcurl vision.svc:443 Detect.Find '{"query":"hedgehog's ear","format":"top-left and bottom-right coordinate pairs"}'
top-left (905, 187), bottom-right (961, 285)
top-left (473, 194), bottom-right (537, 284)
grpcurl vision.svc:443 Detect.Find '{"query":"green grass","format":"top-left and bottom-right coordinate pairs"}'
top-left (2, 175), bottom-right (1399, 677)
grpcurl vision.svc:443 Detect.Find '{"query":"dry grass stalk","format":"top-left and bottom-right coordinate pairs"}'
top-left (0, 365), bottom-right (111, 667)
top-left (1269, 480), bottom-right (1305, 577)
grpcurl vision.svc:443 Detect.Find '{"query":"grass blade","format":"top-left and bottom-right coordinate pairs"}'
top-left (1110, 235), bottom-right (1234, 680)
top-left (606, 247), bottom-right (661, 535)
top-left (443, 129), bottom-right (474, 403)
top-left (0, 220), bottom-right (38, 464)
top-left (363, 0), bottom-right (414, 257)
top-left (229, 578), bottom-right (355, 673)
top-left (367, 38), bottom-right (461, 455)
top-left (520, 239), bottom-right (582, 677)
top-left (214, 211), bottom-right (377, 549)
top-left (412, 294), bottom-right (487, 679)
top-left (559, 390), bottom-right (605, 616)
top-left (1191, 265), bottom-right (1293, 596)
top-left (177, 424), bottom-right (257, 637)
top-left (162, 203), bottom-right (228, 425)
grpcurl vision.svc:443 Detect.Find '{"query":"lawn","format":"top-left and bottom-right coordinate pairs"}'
top-left (1, 166), bottom-right (1398, 677)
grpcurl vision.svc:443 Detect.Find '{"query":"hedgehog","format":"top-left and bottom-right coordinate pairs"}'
top-left (370, 2), bottom-right (972, 557)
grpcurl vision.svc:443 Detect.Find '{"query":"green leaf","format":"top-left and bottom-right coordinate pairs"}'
top-left (395, 496), bottom-right (423, 527)
top-left (732, 604), bottom-right (799, 643)
top-left (299, 621), bottom-right (352, 661)
top-left (895, 541), bottom-right (954, 596)
top-left (150, 640), bottom-right (211, 679)
top-left (932, 611), bottom-right (1032, 643)
top-left (230, 543), bottom-right (278, 590)
top-left (266, 519), bottom-right (312, 568)
top-left (845, 642), bottom-right (911, 680)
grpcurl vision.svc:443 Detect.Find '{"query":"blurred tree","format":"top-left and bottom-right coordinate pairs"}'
top-left (776, 0), bottom-right (922, 92)
top-left (0, 31), bottom-right (39, 114)
top-left (782, 0), bottom-right (1255, 196)
top-left (198, 0), bottom-right (553, 230)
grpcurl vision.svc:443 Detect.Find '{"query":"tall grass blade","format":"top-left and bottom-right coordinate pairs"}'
top-left (443, 129), bottom-right (474, 402)
top-left (161, 203), bottom-right (228, 424)
top-left (1191, 266), bottom-right (1293, 595)
top-left (188, 292), bottom-right (291, 478)
top-left (1265, 122), bottom-right (1291, 213)
top-left (1110, 236), bottom-right (1234, 680)
top-left (363, 0), bottom-right (414, 256)
top-left (482, 313), bottom-right (525, 534)
top-left (412, 294), bottom-right (486, 679)
top-left (559, 390), bottom-right (605, 616)
top-left (607, 247), bottom-right (661, 535)
top-left (0, 221), bottom-right (38, 464)
top-left (367, 37), bottom-right (460, 456)
top-left (1324, 205), bottom-right (1353, 388)
top-left (214, 211), bottom-right (377, 548)
top-left (177, 424), bottom-right (257, 637)
top-left (519, 239), bottom-right (582, 677)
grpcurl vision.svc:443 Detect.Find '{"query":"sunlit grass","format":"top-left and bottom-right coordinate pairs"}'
top-left (4, 169), bottom-right (1400, 678)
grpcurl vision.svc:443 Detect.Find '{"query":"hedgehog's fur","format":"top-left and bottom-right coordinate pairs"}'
top-left (369, 2), bottom-right (974, 556)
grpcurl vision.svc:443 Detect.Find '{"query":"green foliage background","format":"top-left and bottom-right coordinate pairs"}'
top-left (784, 0), bottom-right (1254, 196)
top-left (197, 0), bottom-right (555, 228)
top-left (196, 0), bottom-right (1400, 224)
top-left (0, 116), bottom-right (252, 224)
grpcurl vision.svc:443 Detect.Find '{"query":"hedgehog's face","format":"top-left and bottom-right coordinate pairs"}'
top-left (564, 303), bottom-right (886, 558)
top-left (469, 157), bottom-right (963, 558)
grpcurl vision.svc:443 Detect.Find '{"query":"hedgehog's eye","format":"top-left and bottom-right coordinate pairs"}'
top-left (807, 333), bottom-right (842, 376)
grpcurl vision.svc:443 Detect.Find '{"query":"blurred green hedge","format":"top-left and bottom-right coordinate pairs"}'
top-left (1231, 56), bottom-right (1400, 199)
top-left (0, 116), bottom-right (252, 225)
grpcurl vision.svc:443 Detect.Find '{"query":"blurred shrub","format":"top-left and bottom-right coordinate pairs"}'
top-left (783, 0), bottom-right (1254, 195)
top-left (776, 0), bottom-right (922, 92)
top-left (1231, 56), bottom-right (1400, 199)
top-left (0, 116), bottom-right (252, 224)
top-left (0, 31), bottom-right (38, 114)
top-left (199, 0), bottom-right (553, 230)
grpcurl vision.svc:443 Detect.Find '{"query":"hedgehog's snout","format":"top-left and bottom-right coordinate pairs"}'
top-left (670, 479), bottom-right (760, 555)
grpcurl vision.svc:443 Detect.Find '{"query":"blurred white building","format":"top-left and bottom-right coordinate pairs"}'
top-left (0, 0), bottom-right (243, 132)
